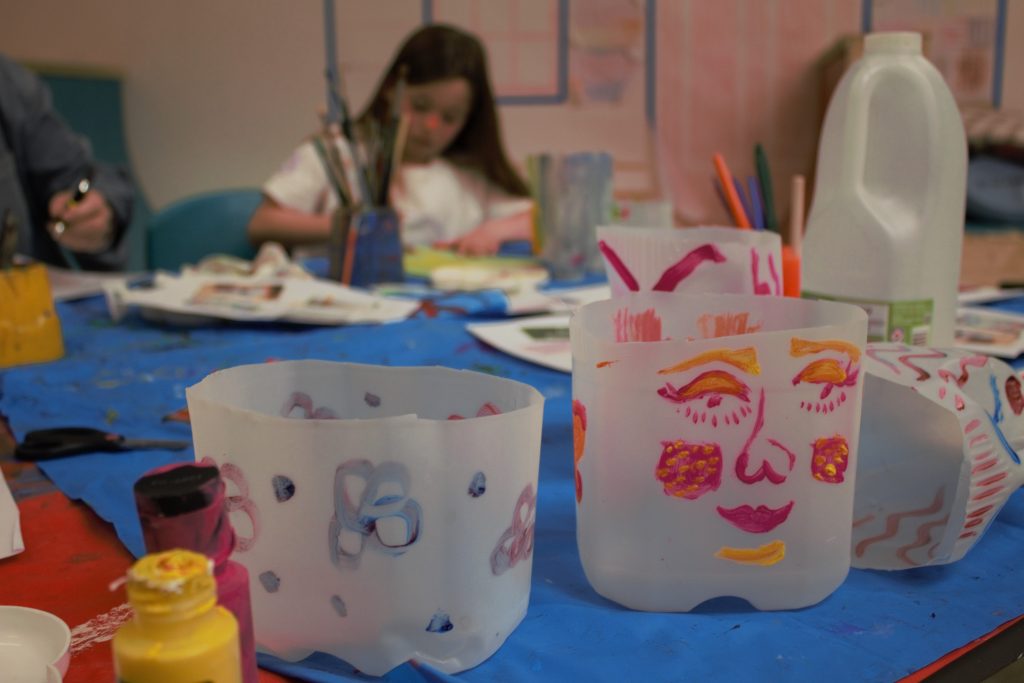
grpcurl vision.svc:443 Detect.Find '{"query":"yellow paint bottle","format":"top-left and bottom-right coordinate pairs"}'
top-left (113, 549), bottom-right (242, 683)
top-left (0, 264), bottom-right (64, 368)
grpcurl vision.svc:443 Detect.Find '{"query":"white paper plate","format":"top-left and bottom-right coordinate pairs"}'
top-left (430, 263), bottom-right (549, 293)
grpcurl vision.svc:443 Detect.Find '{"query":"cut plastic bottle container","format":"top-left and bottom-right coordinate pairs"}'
top-left (853, 344), bottom-right (1024, 569)
top-left (571, 293), bottom-right (867, 611)
top-left (596, 226), bottom-right (783, 297)
top-left (185, 361), bottom-right (544, 676)
top-left (802, 32), bottom-right (967, 348)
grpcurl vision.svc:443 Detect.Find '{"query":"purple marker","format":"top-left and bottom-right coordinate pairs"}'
top-left (747, 176), bottom-right (765, 230)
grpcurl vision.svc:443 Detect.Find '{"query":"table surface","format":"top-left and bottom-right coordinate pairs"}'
top-left (2, 293), bottom-right (1023, 683)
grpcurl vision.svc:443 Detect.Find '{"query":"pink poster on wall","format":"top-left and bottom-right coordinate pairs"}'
top-left (655, 0), bottom-right (861, 225)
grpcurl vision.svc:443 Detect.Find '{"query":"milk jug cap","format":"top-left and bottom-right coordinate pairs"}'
top-left (865, 32), bottom-right (922, 56)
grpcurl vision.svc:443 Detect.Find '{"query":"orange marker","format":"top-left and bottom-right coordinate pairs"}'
top-left (712, 153), bottom-right (751, 229)
top-left (342, 213), bottom-right (359, 285)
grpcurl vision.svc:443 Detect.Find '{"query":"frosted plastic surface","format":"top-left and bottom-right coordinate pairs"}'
top-left (854, 344), bottom-right (1024, 569)
top-left (185, 361), bottom-right (545, 676)
top-left (802, 31), bottom-right (967, 346)
top-left (571, 293), bottom-right (867, 611)
top-left (596, 226), bottom-right (782, 297)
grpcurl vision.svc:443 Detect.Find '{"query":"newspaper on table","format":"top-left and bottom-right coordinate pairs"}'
top-left (955, 306), bottom-right (1024, 359)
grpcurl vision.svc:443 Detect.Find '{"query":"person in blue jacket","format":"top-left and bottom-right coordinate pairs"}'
top-left (0, 54), bottom-right (134, 270)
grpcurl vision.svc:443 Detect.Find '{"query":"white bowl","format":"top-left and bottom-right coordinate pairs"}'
top-left (0, 606), bottom-right (72, 680)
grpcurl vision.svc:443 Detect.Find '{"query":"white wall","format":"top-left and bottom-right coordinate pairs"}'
top-left (3, 0), bottom-right (1021, 214)
top-left (5, 2), bottom-right (417, 208)
top-left (1004, 1), bottom-right (1024, 111)
top-left (3, 0), bottom-right (650, 209)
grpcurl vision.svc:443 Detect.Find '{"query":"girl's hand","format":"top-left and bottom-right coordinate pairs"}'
top-left (434, 222), bottom-right (503, 256)
top-left (433, 210), bottom-right (533, 256)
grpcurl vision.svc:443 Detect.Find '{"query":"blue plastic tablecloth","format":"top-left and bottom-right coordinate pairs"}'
top-left (2, 295), bottom-right (1023, 682)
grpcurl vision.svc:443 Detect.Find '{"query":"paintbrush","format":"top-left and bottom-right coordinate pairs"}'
top-left (377, 66), bottom-right (407, 206)
top-left (326, 76), bottom-right (372, 204)
top-left (388, 114), bottom-right (410, 200)
top-left (51, 167), bottom-right (92, 271)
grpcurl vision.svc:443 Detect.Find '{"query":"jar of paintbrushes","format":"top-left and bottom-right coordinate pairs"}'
top-left (320, 71), bottom-right (407, 288)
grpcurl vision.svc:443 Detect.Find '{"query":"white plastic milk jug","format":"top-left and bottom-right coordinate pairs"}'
top-left (802, 32), bottom-right (966, 347)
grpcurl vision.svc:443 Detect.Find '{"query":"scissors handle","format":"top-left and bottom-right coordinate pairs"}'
top-left (15, 427), bottom-right (123, 461)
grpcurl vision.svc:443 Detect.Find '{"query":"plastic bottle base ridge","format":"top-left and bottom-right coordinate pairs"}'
top-left (581, 564), bottom-right (851, 612)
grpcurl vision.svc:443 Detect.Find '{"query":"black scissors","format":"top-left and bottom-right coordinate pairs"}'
top-left (15, 427), bottom-right (190, 461)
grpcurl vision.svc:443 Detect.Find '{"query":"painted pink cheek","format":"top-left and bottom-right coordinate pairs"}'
top-left (655, 441), bottom-right (723, 500)
top-left (810, 436), bottom-right (849, 484)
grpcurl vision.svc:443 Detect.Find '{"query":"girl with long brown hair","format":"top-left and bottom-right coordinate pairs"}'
top-left (249, 24), bottom-right (532, 256)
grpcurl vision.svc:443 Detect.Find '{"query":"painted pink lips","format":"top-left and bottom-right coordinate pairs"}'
top-left (716, 501), bottom-right (795, 533)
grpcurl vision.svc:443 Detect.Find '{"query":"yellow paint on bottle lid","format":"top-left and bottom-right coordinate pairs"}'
top-left (113, 549), bottom-right (241, 683)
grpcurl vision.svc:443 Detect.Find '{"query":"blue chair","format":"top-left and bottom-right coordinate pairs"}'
top-left (147, 189), bottom-right (262, 271)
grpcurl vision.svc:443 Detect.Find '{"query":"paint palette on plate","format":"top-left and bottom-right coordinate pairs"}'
top-left (571, 292), bottom-right (867, 611)
top-left (185, 361), bottom-right (544, 676)
top-left (853, 344), bottom-right (1024, 569)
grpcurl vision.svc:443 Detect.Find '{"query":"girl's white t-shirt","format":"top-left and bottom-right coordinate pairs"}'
top-left (262, 139), bottom-right (532, 246)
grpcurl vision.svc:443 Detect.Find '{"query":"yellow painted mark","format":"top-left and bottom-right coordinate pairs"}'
top-left (658, 347), bottom-right (760, 376)
top-left (714, 540), bottom-right (786, 566)
top-left (790, 338), bottom-right (860, 362)
top-left (794, 358), bottom-right (847, 384)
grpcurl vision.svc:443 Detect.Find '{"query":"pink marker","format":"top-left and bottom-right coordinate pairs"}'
top-left (134, 463), bottom-right (258, 683)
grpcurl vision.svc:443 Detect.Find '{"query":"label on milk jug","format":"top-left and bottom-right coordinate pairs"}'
top-left (803, 292), bottom-right (933, 345)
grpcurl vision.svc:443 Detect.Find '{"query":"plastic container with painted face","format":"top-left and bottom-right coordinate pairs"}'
top-left (571, 292), bottom-right (867, 611)
top-left (596, 226), bottom-right (783, 298)
top-left (185, 361), bottom-right (544, 676)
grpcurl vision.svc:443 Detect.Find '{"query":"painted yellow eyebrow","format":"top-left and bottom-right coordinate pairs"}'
top-left (790, 338), bottom-right (861, 362)
top-left (657, 347), bottom-right (760, 376)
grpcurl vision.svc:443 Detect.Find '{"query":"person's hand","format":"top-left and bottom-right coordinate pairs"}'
top-left (434, 225), bottom-right (503, 256)
top-left (47, 189), bottom-right (115, 254)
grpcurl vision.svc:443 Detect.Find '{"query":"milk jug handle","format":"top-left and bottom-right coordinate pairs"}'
top-left (839, 64), bottom-right (936, 189)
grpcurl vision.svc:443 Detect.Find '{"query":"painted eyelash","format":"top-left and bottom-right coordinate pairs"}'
top-left (680, 403), bottom-right (753, 427)
top-left (800, 390), bottom-right (849, 415)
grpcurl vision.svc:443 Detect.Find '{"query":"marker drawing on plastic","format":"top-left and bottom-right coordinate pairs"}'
top-left (598, 240), bottom-right (727, 293)
top-left (573, 400), bottom-right (587, 503)
top-left (329, 460), bottom-right (422, 569)
top-left (490, 483), bottom-right (536, 576)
